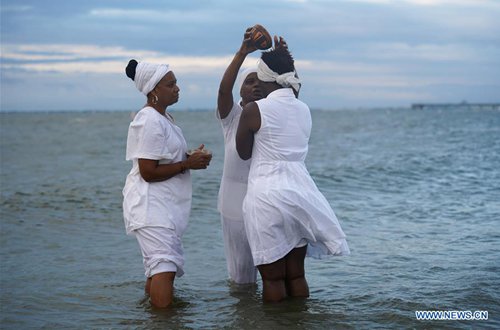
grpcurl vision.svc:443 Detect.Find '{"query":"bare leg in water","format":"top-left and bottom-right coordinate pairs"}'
top-left (145, 277), bottom-right (152, 296)
top-left (285, 245), bottom-right (309, 297)
top-left (257, 257), bottom-right (287, 302)
top-left (144, 272), bottom-right (176, 308)
top-left (257, 245), bottom-right (309, 302)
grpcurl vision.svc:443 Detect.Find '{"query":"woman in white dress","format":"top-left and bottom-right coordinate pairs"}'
top-left (123, 59), bottom-right (212, 308)
top-left (236, 40), bottom-right (350, 302)
top-left (216, 27), bottom-right (263, 284)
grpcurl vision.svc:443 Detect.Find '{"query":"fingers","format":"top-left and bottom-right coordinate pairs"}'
top-left (242, 31), bottom-right (258, 53)
top-left (274, 36), bottom-right (288, 50)
top-left (202, 153), bottom-right (211, 168)
top-left (281, 37), bottom-right (288, 49)
top-left (187, 151), bottom-right (211, 170)
top-left (186, 144), bottom-right (212, 169)
top-left (244, 31), bottom-right (252, 42)
top-left (244, 27), bottom-right (253, 43)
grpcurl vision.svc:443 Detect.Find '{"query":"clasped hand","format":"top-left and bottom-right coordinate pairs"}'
top-left (185, 144), bottom-right (212, 169)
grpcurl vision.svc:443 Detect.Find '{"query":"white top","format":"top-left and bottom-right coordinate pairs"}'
top-left (243, 88), bottom-right (350, 265)
top-left (122, 106), bottom-right (192, 235)
top-left (216, 102), bottom-right (251, 220)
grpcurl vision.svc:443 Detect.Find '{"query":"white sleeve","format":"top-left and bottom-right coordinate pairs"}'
top-left (126, 110), bottom-right (174, 161)
top-left (217, 102), bottom-right (242, 137)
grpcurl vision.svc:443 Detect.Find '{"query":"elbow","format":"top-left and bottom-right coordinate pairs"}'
top-left (138, 159), bottom-right (160, 182)
top-left (237, 149), bottom-right (250, 160)
top-left (139, 170), bottom-right (155, 183)
top-left (236, 136), bottom-right (254, 160)
top-left (236, 146), bottom-right (251, 160)
top-left (140, 174), bottom-right (155, 183)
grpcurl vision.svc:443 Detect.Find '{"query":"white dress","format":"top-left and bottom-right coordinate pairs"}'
top-left (243, 88), bottom-right (350, 266)
top-left (123, 106), bottom-right (192, 276)
top-left (216, 103), bottom-right (257, 283)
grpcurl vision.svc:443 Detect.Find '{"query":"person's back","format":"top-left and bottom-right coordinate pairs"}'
top-left (250, 88), bottom-right (311, 180)
top-left (236, 42), bottom-right (349, 303)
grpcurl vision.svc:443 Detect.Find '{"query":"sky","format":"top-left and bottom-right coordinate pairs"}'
top-left (1, 0), bottom-right (499, 111)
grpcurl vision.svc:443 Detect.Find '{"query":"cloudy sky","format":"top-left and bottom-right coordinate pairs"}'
top-left (1, 0), bottom-right (499, 111)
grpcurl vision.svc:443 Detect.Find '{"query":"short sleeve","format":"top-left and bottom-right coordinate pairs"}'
top-left (217, 102), bottom-right (242, 139)
top-left (126, 108), bottom-right (174, 161)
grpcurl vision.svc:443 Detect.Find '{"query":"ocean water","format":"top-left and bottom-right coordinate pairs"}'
top-left (1, 108), bottom-right (499, 329)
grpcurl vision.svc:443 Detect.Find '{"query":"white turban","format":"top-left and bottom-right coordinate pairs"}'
top-left (257, 59), bottom-right (301, 93)
top-left (134, 62), bottom-right (170, 96)
top-left (238, 66), bottom-right (258, 92)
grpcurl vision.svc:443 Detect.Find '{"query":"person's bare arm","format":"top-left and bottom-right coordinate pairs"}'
top-left (236, 102), bottom-right (261, 160)
top-left (139, 145), bottom-right (212, 182)
top-left (217, 27), bottom-right (257, 119)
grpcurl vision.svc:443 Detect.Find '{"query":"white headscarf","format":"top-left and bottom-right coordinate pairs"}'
top-left (134, 62), bottom-right (170, 96)
top-left (257, 59), bottom-right (301, 93)
top-left (238, 66), bottom-right (258, 93)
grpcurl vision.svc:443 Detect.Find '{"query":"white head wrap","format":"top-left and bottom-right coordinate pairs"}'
top-left (238, 66), bottom-right (258, 93)
top-left (257, 59), bottom-right (301, 93)
top-left (134, 62), bottom-right (170, 96)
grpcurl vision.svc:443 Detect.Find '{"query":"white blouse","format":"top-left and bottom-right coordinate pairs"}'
top-left (122, 107), bottom-right (192, 235)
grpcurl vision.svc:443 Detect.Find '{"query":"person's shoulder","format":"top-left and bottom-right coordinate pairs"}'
top-left (218, 102), bottom-right (243, 127)
top-left (296, 98), bottom-right (309, 108)
top-left (142, 106), bottom-right (160, 117)
top-left (232, 102), bottom-right (244, 116)
top-left (133, 107), bottom-right (164, 128)
top-left (134, 106), bottom-right (154, 120)
top-left (219, 101), bottom-right (241, 117)
top-left (242, 101), bottom-right (260, 118)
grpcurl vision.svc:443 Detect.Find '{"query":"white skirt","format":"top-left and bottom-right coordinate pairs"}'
top-left (243, 162), bottom-right (350, 266)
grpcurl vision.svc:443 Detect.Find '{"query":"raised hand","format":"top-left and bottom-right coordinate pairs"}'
top-left (239, 27), bottom-right (258, 55)
top-left (274, 36), bottom-right (289, 50)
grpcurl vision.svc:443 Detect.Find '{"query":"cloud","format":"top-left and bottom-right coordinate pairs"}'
top-left (4, 40), bottom-right (491, 75)
top-left (1, 44), bottom-right (157, 62)
top-left (2, 41), bottom-right (496, 93)
top-left (0, 5), bottom-right (33, 12)
top-left (359, 43), bottom-right (490, 62)
top-left (0, 44), bottom-right (241, 74)
top-left (1, 0), bottom-right (499, 110)
top-left (87, 7), bottom-right (222, 23)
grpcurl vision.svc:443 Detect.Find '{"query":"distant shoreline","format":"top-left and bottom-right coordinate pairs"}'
top-left (3, 103), bottom-right (500, 113)
top-left (411, 102), bottom-right (500, 110)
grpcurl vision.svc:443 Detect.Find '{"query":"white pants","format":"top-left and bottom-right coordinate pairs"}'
top-left (221, 215), bottom-right (257, 284)
top-left (134, 227), bottom-right (183, 278)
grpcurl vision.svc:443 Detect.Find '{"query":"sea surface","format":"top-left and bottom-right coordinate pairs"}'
top-left (1, 108), bottom-right (499, 329)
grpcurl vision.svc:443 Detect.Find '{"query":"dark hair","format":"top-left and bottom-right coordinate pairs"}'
top-left (261, 47), bottom-right (295, 75)
top-left (125, 59), bottom-right (138, 81)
